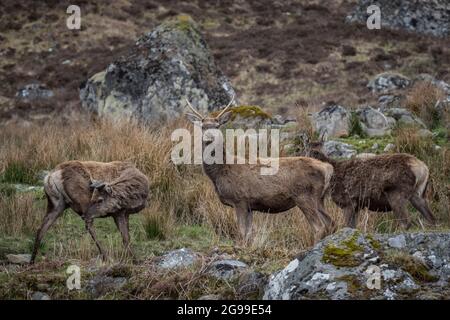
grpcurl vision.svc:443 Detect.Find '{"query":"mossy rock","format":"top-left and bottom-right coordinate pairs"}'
top-left (383, 251), bottom-right (439, 283)
top-left (322, 231), bottom-right (364, 267)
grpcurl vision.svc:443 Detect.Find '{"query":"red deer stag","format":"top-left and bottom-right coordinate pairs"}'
top-left (184, 97), bottom-right (336, 243)
top-left (31, 161), bottom-right (149, 263)
top-left (304, 137), bottom-right (436, 229)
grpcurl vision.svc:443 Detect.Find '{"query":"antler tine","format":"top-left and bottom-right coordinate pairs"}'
top-left (185, 98), bottom-right (204, 119)
top-left (216, 94), bottom-right (235, 119)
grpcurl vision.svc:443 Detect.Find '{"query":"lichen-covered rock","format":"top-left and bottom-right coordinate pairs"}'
top-left (356, 106), bottom-right (392, 137)
top-left (347, 0), bottom-right (450, 37)
top-left (367, 73), bottom-right (411, 94)
top-left (311, 105), bottom-right (351, 139)
top-left (264, 228), bottom-right (450, 300)
top-left (86, 275), bottom-right (127, 298)
top-left (382, 108), bottom-right (426, 128)
top-left (322, 141), bottom-right (357, 159)
top-left (80, 15), bottom-right (236, 122)
top-left (158, 248), bottom-right (199, 269)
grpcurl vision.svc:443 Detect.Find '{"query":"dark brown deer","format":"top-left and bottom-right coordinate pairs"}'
top-left (31, 161), bottom-right (149, 263)
top-left (185, 97), bottom-right (336, 243)
top-left (304, 138), bottom-right (436, 229)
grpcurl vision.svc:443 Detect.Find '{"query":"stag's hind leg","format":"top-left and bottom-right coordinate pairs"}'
top-left (386, 191), bottom-right (411, 230)
top-left (294, 196), bottom-right (328, 243)
top-left (410, 194), bottom-right (436, 226)
top-left (31, 195), bottom-right (66, 264)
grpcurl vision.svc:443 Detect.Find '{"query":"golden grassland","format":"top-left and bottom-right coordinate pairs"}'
top-left (0, 103), bottom-right (448, 298)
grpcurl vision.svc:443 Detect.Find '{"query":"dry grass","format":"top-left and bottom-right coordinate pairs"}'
top-left (0, 116), bottom-right (448, 265)
top-left (405, 81), bottom-right (447, 129)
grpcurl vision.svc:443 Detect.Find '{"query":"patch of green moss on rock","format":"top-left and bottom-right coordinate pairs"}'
top-left (322, 231), bottom-right (364, 267)
top-left (230, 105), bottom-right (272, 120)
top-left (366, 234), bottom-right (381, 250)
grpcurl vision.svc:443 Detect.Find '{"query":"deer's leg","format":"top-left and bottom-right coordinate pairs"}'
top-left (317, 199), bottom-right (336, 234)
top-left (343, 205), bottom-right (358, 228)
top-left (294, 196), bottom-right (327, 243)
top-left (386, 192), bottom-right (411, 230)
top-left (31, 196), bottom-right (66, 264)
top-left (113, 214), bottom-right (134, 259)
top-left (84, 218), bottom-right (107, 261)
top-left (410, 194), bottom-right (436, 226)
top-left (235, 204), bottom-right (252, 244)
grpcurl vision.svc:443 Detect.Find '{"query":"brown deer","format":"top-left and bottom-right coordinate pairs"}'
top-left (31, 161), bottom-right (149, 263)
top-left (184, 97), bottom-right (336, 243)
top-left (303, 137), bottom-right (436, 229)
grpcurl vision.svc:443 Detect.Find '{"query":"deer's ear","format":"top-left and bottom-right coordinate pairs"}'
top-left (186, 113), bottom-right (202, 124)
top-left (218, 111), bottom-right (232, 126)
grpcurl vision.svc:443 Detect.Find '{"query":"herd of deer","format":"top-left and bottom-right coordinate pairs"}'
top-left (30, 96), bottom-right (436, 264)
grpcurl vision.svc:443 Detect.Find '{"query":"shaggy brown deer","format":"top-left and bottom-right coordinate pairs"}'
top-left (185, 97), bottom-right (336, 243)
top-left (31, 161), bottom-right (149, 263)
top-left (304, 138), bottom-right (436, 229)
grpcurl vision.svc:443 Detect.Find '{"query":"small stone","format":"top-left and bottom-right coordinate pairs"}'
top-left (158, 248), bottom-right (198, 269)
top-left (208, 259), bottom-right (248, 280)
top-left (418, 129), bottom-right (433, 138)
top-left (356, 153), bottom-right (376, 159)
top-left (371, 143), bottom-right (379, 150)
top-left (31, 292), bottom-right (50, 300)
top-left (6, 254), bottom-right (31, 264)
top-left (198, 294), bottom-right (222, 300)
top-left (388, 235), bottom-right (406, 249)
top-left (384, 143), bottom-right (396, 152)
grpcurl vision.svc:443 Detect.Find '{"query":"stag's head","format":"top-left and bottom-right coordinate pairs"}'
top-left (87, 180), bottom-right (120, 217)
top-left (185, 95), bottom-right (235, 132)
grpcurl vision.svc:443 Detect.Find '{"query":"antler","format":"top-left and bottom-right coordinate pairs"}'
top-left (185, 98), bottom-right (204, 120)
top-left (215, 94), bottom-right (235, 119)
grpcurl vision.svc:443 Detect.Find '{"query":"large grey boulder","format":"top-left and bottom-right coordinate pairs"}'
top-left (356, 106), bottom-right (392, 137)
top-left (367, 73), bottom-right (411, 94)
top-left (6, 254), bottom-right (31, 264)
top-left (264, 228), bottom-right (450, 300)
top-left (311, 105), bottom-right (351, 139)
top-left (347, 0), bottom-right (450, 37)
top-left (80, 15), bottom-right (236, 122)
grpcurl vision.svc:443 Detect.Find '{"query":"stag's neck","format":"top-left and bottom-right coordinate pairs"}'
top-left (201, 141), bottom-right (227, 183)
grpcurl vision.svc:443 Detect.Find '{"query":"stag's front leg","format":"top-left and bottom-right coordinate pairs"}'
top-left (84, 218), bottom-right (107, 261)
top-left (235, 204), bottom-right (253, 244)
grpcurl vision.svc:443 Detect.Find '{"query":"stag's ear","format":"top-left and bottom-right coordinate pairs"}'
top-left (186, 113), bottom-right (202, 124)
top-left (217, 111), bottom-right (233, 126)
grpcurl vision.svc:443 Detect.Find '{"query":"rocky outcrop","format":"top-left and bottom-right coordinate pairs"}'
top-left (347, 0), bottom-right (450, 37)
top-left (264, 228), bottom-right (450, 300)
top-left (382, 108), bottom-right (426, 128)
top-left (367, 73), bottom-right (411, 94)
top-left (311, 105), bottom-right (351, 139)
top-left (80, 15), bottom-right (236, 123)
top-left (322, 141), bottom-right (357, 159)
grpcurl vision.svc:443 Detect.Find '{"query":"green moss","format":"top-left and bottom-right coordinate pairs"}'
top-left (366, 234), bottom-right (381, 250)
top-left (228, 105), bottom-right (272, 120)
top-left (322, 231), bottom-right (364, 267)
top-left (349, 112), bottom-right (366, 137)
top-left (384, 251), bottom-right (439, 283)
